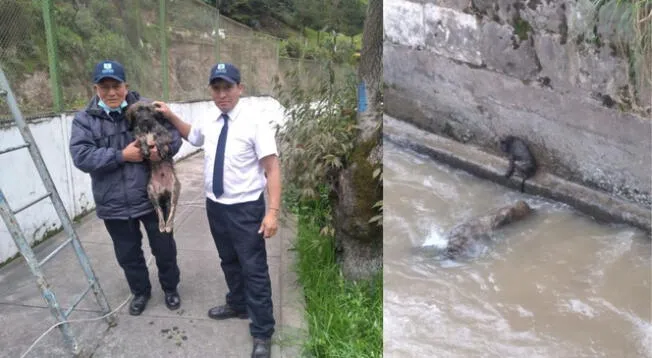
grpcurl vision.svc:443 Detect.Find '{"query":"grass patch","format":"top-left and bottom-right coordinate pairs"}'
top-left (513, 16), bottom-right (532, 41)
top-left (592, 0), bottom-right (652, 110)
top-left (291, 196), bottom-right (382, 358)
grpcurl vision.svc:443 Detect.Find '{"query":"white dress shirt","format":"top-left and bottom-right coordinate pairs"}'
top-left (187, 101), bottom-right (278, 204)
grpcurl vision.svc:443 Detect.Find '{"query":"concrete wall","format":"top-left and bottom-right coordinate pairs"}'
top-left (0, 96), bottom-right (287, 264)
top-left (383, 0), bottom-right (652, 208)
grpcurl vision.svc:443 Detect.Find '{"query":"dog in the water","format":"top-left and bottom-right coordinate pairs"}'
top-left (126, 101), bottom-right (181, 233)
top-left (443, 200), bottom-right (532, 259)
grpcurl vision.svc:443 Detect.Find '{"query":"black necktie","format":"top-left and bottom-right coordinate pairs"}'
top-left (212, 113), bottom-right (229, 197)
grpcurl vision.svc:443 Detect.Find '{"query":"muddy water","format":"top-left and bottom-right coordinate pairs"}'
top-left (383, 140), bottom-right (652, 358)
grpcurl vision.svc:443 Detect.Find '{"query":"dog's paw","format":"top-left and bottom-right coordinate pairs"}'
top-left (158, 224), bottom-right (166, 232)
top-left (164, 225), bottom-right (173, 233)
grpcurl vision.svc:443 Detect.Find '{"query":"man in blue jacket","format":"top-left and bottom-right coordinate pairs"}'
top-left (69, 60), bottom-right (183, 316)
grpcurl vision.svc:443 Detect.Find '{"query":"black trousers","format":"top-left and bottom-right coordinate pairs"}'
top-left (206, 194), bottom-right (275, 339)
top-left (104, 211), bottom-right (180, 296)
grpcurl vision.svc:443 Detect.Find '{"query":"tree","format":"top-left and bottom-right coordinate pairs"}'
top-left (293, 0), bottom-right (325, 36)
top-left (333, 0), bottom-right (366, 38)
top-left (331, 0), bottom-right (382, 281)
top-left (272, 0), bottom-right (382, 281)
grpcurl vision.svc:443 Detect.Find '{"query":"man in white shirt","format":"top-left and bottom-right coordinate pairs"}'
top-left (153, 63), bottom-right (280, 358)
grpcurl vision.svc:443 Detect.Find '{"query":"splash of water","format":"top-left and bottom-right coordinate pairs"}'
top-left (422, 226), bottom-right (448, 249)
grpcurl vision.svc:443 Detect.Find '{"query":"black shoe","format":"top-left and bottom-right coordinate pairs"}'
top-left (251, 338), bottom-right (271, 358)
top-left (207, 304), bottom-right (248, 320)
top-left (129, 294), bottom-right (151, 316)
top-left (164, 290), bottom-right (181, 310)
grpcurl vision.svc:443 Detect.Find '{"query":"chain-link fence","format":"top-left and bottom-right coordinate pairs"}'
top-left (0, 0), bottom-right (350, 120)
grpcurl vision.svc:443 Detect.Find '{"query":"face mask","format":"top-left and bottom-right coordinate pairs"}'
top-left (98, 99), bottom-right (128, 113)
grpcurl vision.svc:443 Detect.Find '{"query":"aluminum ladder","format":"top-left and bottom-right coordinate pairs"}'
top-left (0, 67), bottom-right (115, 356)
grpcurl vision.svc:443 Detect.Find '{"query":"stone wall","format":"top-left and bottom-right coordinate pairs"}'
top-left (383, 0), bottom-right (652, 208)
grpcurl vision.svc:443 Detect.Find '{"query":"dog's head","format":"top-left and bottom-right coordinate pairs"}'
top-left (493, 200), bottom-right (532, 228)
top-left (125, 101), bottom-right (165, 132)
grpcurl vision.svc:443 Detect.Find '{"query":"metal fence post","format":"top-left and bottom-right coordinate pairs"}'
top-left (135, 1), bottom-right (142, 42)
top-left (214, 11), bottom-right (221, 62)
top-left (41, 0), bottom-right (63, 113)
top-left (159, 0), bottom-right (169, 101)
top-left (276, 41), bottom-right (281, 82)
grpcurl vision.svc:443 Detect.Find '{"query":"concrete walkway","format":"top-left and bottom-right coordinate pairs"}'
top-left (0, 151), bottom-right (307, 358)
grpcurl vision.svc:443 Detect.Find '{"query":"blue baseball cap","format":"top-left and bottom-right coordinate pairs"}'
top-left (209, 63), bottom-right (240, 84)
top-left (92, 60), bottom-right (126, 83)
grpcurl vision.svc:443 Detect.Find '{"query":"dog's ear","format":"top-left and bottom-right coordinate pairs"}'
top-left (125, 105), bottom-right (136, 131)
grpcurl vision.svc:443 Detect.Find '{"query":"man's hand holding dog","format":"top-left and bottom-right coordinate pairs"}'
top-left (152, 101), bottom-right (172, 118)
top-left (148, 144), bottom-right (164, 162)
top-left (122, 140), bottom-right (143, 162)
top-left (122, 140), bottom-right (164, 162)
top-left (152, 101), bottom-right (192, 141)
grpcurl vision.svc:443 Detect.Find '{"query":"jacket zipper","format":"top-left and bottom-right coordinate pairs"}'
top-left (116, 116), bottom-right (133, 219)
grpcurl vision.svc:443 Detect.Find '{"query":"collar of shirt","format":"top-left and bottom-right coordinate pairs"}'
top-left (98, 99), bottom-right (128, 114)
top-left (218, 101), bottom-right (242, 123)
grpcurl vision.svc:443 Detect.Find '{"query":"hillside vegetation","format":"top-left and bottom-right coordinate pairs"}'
top-left (203, 0), bottom-right (367, 62)
top-left (0, 0), bottom-right (364, 117)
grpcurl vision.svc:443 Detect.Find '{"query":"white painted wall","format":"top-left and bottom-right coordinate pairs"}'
top-left (0, 96), bottom-right (288, 264)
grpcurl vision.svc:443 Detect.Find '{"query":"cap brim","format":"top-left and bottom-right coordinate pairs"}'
top-left (94, 75), bottom-right (125, 83)
top-left (209, 75), bottom-right (237, 85)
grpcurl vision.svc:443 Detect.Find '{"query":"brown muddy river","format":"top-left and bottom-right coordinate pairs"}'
top-left (383, 139), bottom-right (651, 358)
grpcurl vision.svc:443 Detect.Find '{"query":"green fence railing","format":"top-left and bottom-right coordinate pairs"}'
top-left (0, 0), bottom-right (347, 120)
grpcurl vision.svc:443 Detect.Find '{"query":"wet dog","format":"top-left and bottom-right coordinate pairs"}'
top-left (443, 200), bottom-right (532, 259)
top-left (499, 136), bottom-right (537, 192)
top-left (126, 101), bottom-right (181, 233)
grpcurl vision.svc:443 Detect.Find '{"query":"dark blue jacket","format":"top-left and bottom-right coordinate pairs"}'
top-left (69, 91), bottom-right (182, 220)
